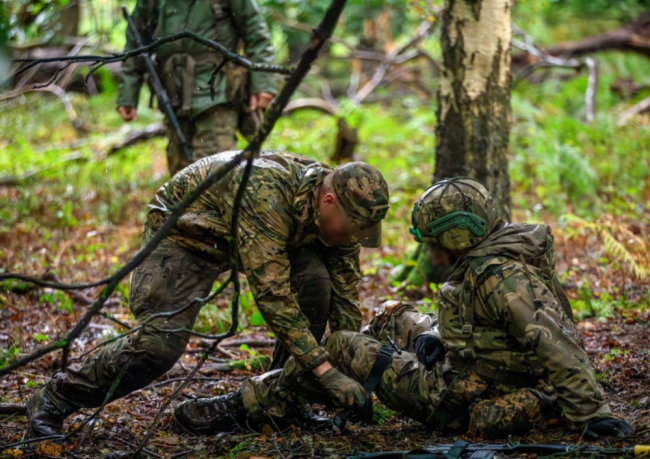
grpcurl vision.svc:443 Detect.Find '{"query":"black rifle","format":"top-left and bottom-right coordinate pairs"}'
top-left (348, 439), bottom-right (650, 459)
top-left (121, 7), bottom-right (192, 162)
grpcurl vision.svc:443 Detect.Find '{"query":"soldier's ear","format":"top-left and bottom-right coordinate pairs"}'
top-left (321, 192), bottom-right (337, 206)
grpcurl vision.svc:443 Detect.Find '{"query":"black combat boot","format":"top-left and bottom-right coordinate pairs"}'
top-left (174, 390), bottom-right (248, 435)
top-left (26, 387), bottom-right (74, 438)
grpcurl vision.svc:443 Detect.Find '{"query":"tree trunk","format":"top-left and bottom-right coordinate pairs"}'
top-left (397, 0), bottom-right (514, 286)
top-left (434, 0), bottom-right (513, 219)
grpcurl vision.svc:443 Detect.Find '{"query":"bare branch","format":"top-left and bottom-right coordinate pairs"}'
top-left (4, 30), bottom-right (293, 88)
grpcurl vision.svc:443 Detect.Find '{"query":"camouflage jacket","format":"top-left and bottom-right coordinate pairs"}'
top-left (437, 223), bottom-right (611, 423)
top-left (144, 151), bottom-right (362, 368)
top-left (117, 0), bottom-right (276, 115)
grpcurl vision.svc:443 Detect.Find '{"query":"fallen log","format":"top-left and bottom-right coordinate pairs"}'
top-left (0, 403), bottom-right (27, 415)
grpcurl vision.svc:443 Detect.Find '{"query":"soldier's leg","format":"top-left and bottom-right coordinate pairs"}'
top-left (327, 332), bottom-right (496, 432)
top-left (176, 355), bottom-right (330, 434)
top-left (270, 246), bottom-right (332, 370)
top-left (189, 105), bottom-right (238, 161)
top-left (29, 241), bottom-right (221, 436)
top-left (165, 115), bottom-right (194, 175)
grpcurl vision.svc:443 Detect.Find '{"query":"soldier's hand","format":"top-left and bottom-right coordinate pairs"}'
top-left (414, 334), bottom-right (446, 369)
top-left (318, 367), bottom-right (369, 408)
top-left (250, 92), bottom-right (274, 111)
top-left (118, 106), bottom-right (138, 121)
top-left (584, 417), bottom-right (634, 439)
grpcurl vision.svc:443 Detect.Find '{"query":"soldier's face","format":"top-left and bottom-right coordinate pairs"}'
top-left (427, 243), bottom-right (454, 268)
top-left (318, 192), bottom-right (353, 246)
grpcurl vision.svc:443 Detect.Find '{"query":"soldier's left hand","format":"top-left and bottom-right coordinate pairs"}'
top-left (414, 334), bottom-right (446, 369)
top-left (583, 417), bottom-right (634, 439)
top-left (250, 92), bottom-right (275, 111)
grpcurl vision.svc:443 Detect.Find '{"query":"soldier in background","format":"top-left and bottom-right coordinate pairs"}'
top-left (117, 0), bottom-right (277, 175)
top-left (27, 151), bottom-right (390, 438)
top-left (175, 178), bottom-right (633, 440)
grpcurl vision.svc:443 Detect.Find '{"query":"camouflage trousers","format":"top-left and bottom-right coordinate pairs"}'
top-left (243, 331), bottom-right (550, 437)
top-left (165, 104), bottom-right (238, 175)
top-left (43, 240), bottom-right (336, 414)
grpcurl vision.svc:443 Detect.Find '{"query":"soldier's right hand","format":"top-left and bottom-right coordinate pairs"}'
top-left (118, 106), bottom-right (138, 121)
top-left (414, 334), bottom-right (446, 369)
top-left (318, 367), bottom-right (369, 408)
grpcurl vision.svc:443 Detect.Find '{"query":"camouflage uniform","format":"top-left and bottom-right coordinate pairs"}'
top-left (240, 222), bottom-right (612, 437)
top-left (117, 0), bottom-right (276, 174)
top-left (37, 151), bottom-right (389, 416)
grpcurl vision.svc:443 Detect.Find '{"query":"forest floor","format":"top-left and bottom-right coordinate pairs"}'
top-left (1, 203), bottom-right (650, 458)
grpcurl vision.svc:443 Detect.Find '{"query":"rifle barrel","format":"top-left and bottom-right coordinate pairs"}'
top-left (121, 7), bottom-right (193, 162)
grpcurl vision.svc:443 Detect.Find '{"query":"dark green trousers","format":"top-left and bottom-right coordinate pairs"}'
top-left (44, 239), bottom-right (333, 413)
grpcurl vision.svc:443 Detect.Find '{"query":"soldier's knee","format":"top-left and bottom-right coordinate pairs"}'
top-left (325, 331), bottom-right (358, 355)
top-left (136, 331), bottom-right (186, 374)
top-left (468, 389), bottom-right (543, 437)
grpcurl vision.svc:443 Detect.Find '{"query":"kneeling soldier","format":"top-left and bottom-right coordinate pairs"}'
top-left (175, 178), bottom-right (633, 440)
top-left (27, 151), bottom-right (389, 437)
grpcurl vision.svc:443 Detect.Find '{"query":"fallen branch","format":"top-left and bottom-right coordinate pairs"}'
top-left (106, 123), bottom-right (167, 156)
top-left (617, 94), bottom-right (650, 126)
top-left (0, 403), bottom-right (26, 415)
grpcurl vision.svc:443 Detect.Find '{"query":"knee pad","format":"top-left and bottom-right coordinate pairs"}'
top-left (468, 389), bottom-right (543, 437)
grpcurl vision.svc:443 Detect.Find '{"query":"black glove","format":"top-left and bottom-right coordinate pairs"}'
top-left (583, 417), bottom-right (634, 439)
top-left (414, 334), bottom-right (446, 369)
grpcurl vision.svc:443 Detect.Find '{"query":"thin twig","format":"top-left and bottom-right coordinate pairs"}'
top-left (4, 30), bottom-right (292, 87)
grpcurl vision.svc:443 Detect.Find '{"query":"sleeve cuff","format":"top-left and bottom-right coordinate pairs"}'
top-left (296, 346), bottom-right (329, 369)
top-left (250, 72), bottom-right (278, 96)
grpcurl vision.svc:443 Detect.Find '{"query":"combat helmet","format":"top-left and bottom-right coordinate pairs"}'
top-left (409, 177), bottom-right (502, 252)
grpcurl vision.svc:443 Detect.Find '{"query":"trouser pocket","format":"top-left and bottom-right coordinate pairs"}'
top-left (129, 250), bottom-right (177, 319)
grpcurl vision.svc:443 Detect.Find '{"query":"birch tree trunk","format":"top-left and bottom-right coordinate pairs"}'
top-left (435, 0), bottom-right (513, 218)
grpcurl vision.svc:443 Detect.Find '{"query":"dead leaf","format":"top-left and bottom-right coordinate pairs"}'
top-left (36, 441), bottom-right (62, 457)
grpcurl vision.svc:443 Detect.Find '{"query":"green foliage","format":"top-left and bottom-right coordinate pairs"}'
top-left (372, 403), bottom-right (399, 424)
top-left (572, 283), bottom-right (616, 320)
top-left (510, 71), bottom-right (650, 218)
top-left (0, 344), bottom-right (19, 369)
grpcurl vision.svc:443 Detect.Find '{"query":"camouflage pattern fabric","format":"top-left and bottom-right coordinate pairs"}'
top-left (410, 178), bottom-right (503, 251)
top-left (43, 240), bottom-right (224, 412)
top-left (241, 219), bottom-right (613, 434)
top-left (41, 236), bottom-right (354, 413)
top-left (117, 0), bottom-right (276, 115)
top-left (117, 0), bottom-right (276, 174)
top-left (331, 162), bottom-right (390, 248)
top-left (241, 328), bottom-right (547, 437)
top-left (440, 223), bottom-right (612, 423)
top-left (145, 151), bottom-right (385, 369)
top-left (361, 300), bottom-right (438, 352)
top-left (165, 105), bottom-right (238, 175)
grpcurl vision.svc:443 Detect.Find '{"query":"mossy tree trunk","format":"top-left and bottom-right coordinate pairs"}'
top-left (435, 0), bottom-right (512, 219)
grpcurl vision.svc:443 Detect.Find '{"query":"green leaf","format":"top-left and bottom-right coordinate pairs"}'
top-left (33, 333), bottom-right (48, 343)
top-left (248, 311), bottom-right (266, 327)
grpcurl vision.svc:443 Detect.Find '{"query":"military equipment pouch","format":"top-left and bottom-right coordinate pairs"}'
top-left (158, 53), bottom-right (224, 116)
top-left (225, 61), bottom-right (250, 107)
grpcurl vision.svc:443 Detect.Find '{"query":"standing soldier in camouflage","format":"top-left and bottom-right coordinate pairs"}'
top-left (177, 178), bottom-right (633, 440)
top-left (117, 0), bottom-right (277, 175)
top-left (26, 151), bottom-right (390, 438)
